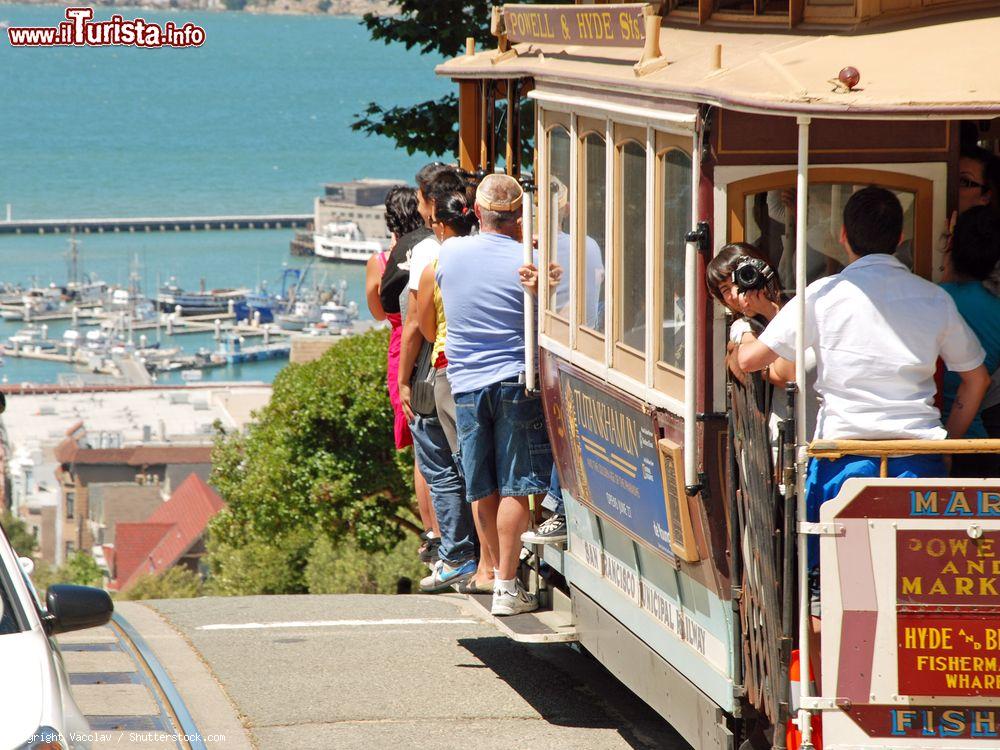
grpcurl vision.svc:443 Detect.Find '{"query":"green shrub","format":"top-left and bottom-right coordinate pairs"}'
top-left (119, 567), bottom-right (203, 600)
top-left (31, 551), bottom-right (104, 596)
top-left (205, 527), bottom-right (315, 596)
top-left (305, 534), bottom-right (425, 595)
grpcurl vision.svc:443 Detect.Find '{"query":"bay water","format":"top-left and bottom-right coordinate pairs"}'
top-left (0, 3), bottom-right (449, 384)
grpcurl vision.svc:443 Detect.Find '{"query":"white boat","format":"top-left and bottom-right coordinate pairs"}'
top-left (8, 326), bottom-right (47, 346)
top-left (275, 301), bottom-right (321, 331)
top-left (2, 287), bottom-right (64, 321)
top-left (7, 326), bottom-right (57, 351)
top-left (313, 221), bottom-right (388, 263)
top-left (320, 300), bottom-right (358, 327)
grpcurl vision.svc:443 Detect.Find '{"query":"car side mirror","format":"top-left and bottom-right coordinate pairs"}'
top-left (44, 584), bottom-right (113, 635)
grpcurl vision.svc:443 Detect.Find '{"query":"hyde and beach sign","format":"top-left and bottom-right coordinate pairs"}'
top-left (502, 3), bottom-right (649, 47)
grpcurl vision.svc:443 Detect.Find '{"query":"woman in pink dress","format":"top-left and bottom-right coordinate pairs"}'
top-left (367, 186), bottom-right (430, 448)
top-left (366, 187), bottom-right (439, 547)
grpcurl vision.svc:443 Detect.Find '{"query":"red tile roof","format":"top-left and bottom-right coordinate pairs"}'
top-left (109, 522), bottom-right (174, 590)
top-left (55, 438), bottom-right (211, 467)
top-left (110, 474), bottom-right (225, 591)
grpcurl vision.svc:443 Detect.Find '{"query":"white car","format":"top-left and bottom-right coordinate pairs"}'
top-left (0, 522), bottom-right (113, 750)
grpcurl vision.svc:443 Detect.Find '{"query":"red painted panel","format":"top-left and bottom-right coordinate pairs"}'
top-left (896, 529), bottom-right (1000, 607)
top-left (898, 615), bottom-right (1000, 697)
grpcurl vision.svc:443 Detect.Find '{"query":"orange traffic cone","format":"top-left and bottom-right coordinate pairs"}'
top-left (786, 648), bottom-right (823, 750)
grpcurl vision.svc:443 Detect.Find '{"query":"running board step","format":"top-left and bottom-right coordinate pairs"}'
top-left (466, 592), bottom-right (579, 644)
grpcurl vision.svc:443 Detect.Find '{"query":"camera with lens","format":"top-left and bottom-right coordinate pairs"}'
top-left (732, 257), bottom-right (774, 293)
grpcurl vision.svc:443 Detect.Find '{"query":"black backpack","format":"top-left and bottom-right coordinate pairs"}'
top-left (379, 227), bottom-right (432, 314)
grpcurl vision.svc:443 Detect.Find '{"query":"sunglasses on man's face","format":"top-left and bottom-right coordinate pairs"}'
top-left (959, 175), bottom-right (988, 191)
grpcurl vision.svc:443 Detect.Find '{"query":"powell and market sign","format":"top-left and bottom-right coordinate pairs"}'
top-left (501, 3), bottom-right (652, 48)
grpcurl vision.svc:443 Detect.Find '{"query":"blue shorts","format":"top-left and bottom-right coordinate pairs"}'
top-left (805, 452), bottom-right (946, 572)
top-left (454, 380), bottom-right (553, 501)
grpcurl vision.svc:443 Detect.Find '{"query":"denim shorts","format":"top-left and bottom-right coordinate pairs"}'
top-left (454, 379), bottom-right (553, 501)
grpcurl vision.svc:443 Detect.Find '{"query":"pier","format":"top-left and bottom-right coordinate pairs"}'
top-left (0, 213), bottom-right (312, 236)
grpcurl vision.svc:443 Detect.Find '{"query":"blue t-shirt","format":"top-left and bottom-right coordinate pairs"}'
top-left (436, 232), bottom-right (528, 395)
top-left (941, 281), bottom-right (1000, 438)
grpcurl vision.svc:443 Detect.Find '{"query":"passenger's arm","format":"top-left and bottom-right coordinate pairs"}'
top-left (416, 266), bottom-right (437, 343)
top-left (737, 333), bottom-right (780, 372)
top-left (945, 364), bottom-right (991, 439)
top-left (365, 254), bottom-right (387, 321)
top-left (397, 289), bottom-right (421, 422)
top-left (766, 356), bottom-right (796, 386)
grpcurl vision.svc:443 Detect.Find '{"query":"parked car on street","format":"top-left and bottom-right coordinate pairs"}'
top-left (0, 522), bottom-right (113, 750)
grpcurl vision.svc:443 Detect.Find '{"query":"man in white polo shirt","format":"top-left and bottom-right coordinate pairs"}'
top-left (739, 186), bottom-right (991, 581)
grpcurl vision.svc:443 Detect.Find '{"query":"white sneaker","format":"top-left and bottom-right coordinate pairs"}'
top-left (491, 579), bottom-right (538, 616)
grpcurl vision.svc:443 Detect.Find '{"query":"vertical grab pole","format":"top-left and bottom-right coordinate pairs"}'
top-left (683, 116), bottom-right (703, 488)
top-left (794, 116), bottom-right (813, 748)
top-left (523, 184), bottom-right (536, 392)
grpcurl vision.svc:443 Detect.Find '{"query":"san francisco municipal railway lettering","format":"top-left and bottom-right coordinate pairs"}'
top-left (603, 553), bottom-right (640, 602)
top-left (897, 530), bottom-right (1000, 603)
top-left (641, 583), bottom-right (707, 656)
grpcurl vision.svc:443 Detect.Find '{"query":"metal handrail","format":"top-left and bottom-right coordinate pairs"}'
top-left (808, 438), bottom-right (1000, 459)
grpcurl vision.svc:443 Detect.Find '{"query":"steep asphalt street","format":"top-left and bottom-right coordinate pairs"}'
top-left (122, 593), bottom-right (692, 750)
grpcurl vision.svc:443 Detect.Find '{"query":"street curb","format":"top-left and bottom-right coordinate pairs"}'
top-left (114, 601), bottom-right (256, 750)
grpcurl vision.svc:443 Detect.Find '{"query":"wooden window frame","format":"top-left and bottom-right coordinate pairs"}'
top-left (653, 132), bottom-right (692, 402)
top-left (576, 116), bottom-right (609, 363)
top-left (542, 110), bottom-right (572, 346)
top-left (725, 167), bottom-right (934, 280)
top-left (612, 123), bottom-right (648, 383)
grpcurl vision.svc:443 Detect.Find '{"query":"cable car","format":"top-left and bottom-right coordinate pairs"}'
top-left (435, 3), bottom-right (1000, 748)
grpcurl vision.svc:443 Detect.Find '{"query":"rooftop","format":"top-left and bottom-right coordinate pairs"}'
top-left (1, 385), bottom-right (271, 452)
top-left (438, 12), bottom-right (1000, 117)
top-left (54, 440), bottom-right (213, 467)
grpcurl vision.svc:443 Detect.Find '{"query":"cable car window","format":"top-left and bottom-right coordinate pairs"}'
top-left (660, 149), bottom-right (691, 372)
top-left (618, 140), bottom-right (647, 354)
top-left (581, 131), bottom-right (607, 335)
top-left (549, 125), bottom-right (571, 320)
top-left (742, 182), bottom-right (918, 290)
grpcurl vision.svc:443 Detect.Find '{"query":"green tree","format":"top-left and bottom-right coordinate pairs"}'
top-left (119, 567), bottom-right (203, 601)
top-left (210, 329), bottom-right (418, 563)
top-left (1, 510), bottom-right (37, 558)
top-left (352, 1), bottom-right (542, 158)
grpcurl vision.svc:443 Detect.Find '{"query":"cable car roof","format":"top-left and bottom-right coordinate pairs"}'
top-left (437, 13), bottom-right (1000, 119)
